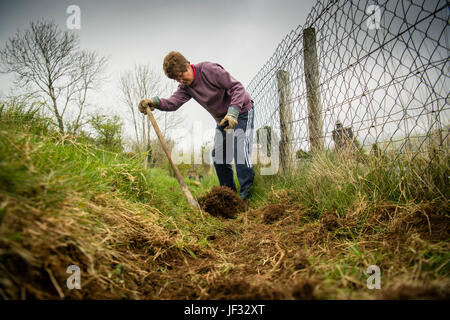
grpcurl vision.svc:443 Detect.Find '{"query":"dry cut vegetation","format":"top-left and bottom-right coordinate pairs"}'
top-left (0, 101), bottom-right (449, 299)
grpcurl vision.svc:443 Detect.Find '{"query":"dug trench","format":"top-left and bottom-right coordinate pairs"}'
top-left (150, 188), bottom-right (450, 300)
top-left (152, 191), bottom-right (324, 300)
top-left (1, 187), bottom-right (449, 299)
top-left (147, 188), bottom-right (450, 300)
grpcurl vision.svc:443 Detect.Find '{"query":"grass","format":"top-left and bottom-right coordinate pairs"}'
top-left (247, 146), bottom-right (449, 298)
top-left (0, 99), bottom-right (449, 299)
top-left (0, 100), bottom-right (212, 217)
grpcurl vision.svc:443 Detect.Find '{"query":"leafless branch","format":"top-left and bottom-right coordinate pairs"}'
top-left (0, 19), bottom-right (107, 133)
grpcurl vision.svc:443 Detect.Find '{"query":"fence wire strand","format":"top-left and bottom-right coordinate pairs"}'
top-left (247, 0), bottom-right (449, 167)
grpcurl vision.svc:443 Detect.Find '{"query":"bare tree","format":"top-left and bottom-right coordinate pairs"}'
top-left (119, 64), bottom-right (183, 166)
top-left (0, 20), bottom-right (107, 133)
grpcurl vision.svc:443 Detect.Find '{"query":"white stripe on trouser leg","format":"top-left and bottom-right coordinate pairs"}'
top-left (244, 110), bottom-right (250, 167)
top-left (246, 108), bottom-right (252, 168)
top-left (248, 108), bottom-right (254, 167)
top-left (243, 110), bottom-right (249, 167)
top-left (244, 108), bottom-right (253, 168)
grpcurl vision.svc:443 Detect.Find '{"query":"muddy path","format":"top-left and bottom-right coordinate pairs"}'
top-left (2, 187), bottom-right (449, 300)
top-left (151, 188), bottom-right (450, 300)
top-left (153, 202), bottom-right (319, 299)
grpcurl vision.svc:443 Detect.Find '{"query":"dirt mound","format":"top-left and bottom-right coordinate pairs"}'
top-left (261, 204), bottom-right (286, 224)
top-left (198, 186), bottom-right (246, 218)
top-left (249, 204), bottom-right (286, 224)
top-left (0, 193), bottom-right (193, 299)
top-left (203, 277), bottom-right (321, 300)
top-left (291, 252), bottom-right (310, 270)
top-left (388, 209), bottom-right (450, 241)
top-left (381, 282), bottom-right (450, 299)
top-left (205, 278), bottom-right (286, 299)
top-left (321, 211), bottom-right (341, 231)
top-left (291, 278), bottom-right (321, 299)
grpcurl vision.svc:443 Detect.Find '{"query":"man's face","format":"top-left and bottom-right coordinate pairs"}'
top-left (175, 63), bottom-right (194, 86)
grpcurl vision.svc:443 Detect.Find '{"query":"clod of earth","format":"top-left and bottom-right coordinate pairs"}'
top-left (198, 186), bottom-right (246, 218)
top-left (250, 204), bottom-right (286, 224)
top-left (321, 211), bottom-right (341, 231)
top-left (261, 204), bottom-right (286, 223)
top-left (205, 278), bottom-right (286, 299)
top-left (380, 282), bottom-right (450, 299)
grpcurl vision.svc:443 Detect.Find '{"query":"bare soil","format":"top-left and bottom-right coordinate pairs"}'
top-left (198, 186), bottom-right (246, 219)
top-left (258, 204), bottom-right (286, 224)
top-left (380, 282), bottom-right (450, 299)
top-left (1, 190), bottom-right (449, 300)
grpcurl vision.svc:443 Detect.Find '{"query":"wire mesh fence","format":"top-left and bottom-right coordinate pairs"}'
top-left (247, 0), bottom-right (449, 170)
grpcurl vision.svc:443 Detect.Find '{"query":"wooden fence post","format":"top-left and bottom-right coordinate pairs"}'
top-left (303, 27), bottom-right (324, 152)
top-left (277, 70), bottom-right (294, 172)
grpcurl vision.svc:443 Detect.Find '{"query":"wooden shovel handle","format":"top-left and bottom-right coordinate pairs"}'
top-left (145, 107), bottom-right (200, 209)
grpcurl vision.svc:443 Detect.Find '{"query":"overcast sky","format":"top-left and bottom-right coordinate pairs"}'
top-left (0, 0), bottom-right (316, 145)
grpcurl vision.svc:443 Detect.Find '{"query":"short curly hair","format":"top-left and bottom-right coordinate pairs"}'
top-left (163, 51), bottom-right (190, 79)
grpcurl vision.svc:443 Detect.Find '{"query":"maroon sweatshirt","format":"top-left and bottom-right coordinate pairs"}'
top-left (158, 62), bottom-right (253, 123)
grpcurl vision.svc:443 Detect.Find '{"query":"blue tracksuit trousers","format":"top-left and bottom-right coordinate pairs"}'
top-left (212, 106), bottom-right (255, 200)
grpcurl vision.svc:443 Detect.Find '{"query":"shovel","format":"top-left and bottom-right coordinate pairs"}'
top-left (145, 106), bottom-right (200, 210)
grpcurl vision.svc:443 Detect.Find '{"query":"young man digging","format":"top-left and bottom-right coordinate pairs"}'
top-left (138, 51), bottom-right (255, 205)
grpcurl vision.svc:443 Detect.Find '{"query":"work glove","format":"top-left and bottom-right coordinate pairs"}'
top-left (219, 106), bottom-right (239, 130)
top-left (138, 97), bottom-right (160, 114)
